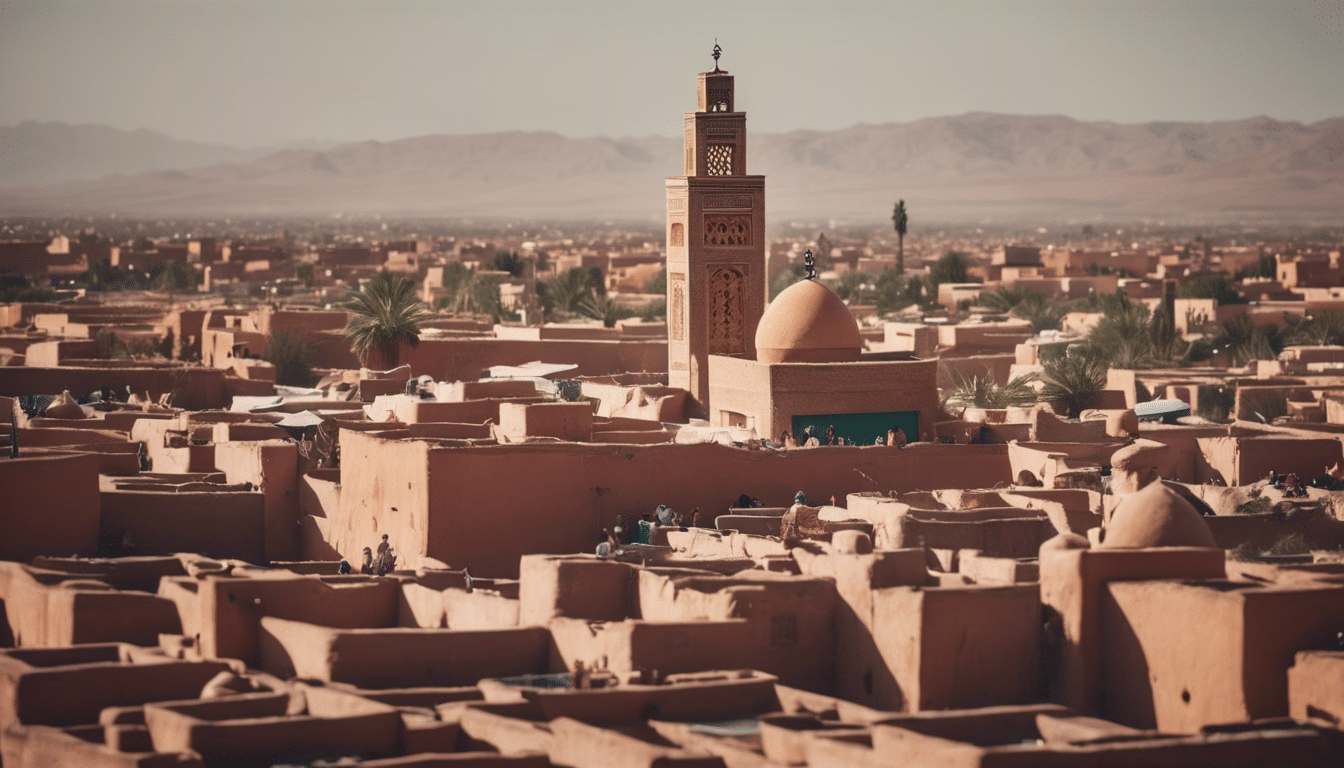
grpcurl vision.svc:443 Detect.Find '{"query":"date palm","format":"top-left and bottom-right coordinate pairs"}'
top-left (342, 272), bottom-right (432, 369)
top-left (942, 369), bottom-right (1041, 411)
top-left (892, 199), bottom-right (908, 275)
top-left (1040, 347), bottom-right (1110, 418)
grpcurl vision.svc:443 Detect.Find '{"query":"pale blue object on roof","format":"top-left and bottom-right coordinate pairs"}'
top-left (229, 396), bottom-right (284, 413)
top-left (1133, 399), bottom-right (1191, 422)
top-left (487, 361), bottom-right (578, 379)
top-left (275, 410), bottom-right (325, 429)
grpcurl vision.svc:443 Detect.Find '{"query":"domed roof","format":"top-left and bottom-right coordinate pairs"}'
top-left (755, 279), bottom-right (862, 364)
top-left (1099, 481), bottom-right (1217, 549)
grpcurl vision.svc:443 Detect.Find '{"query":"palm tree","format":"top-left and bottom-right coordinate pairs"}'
top-left (537, 267), bottom-right (596, 320)
top-left (892, 200), bottom-right (908, 275)
top-left (342, 272), bottom-right (432, 369)
top-left (1285, 310), bottom-right (1344, 346)
top-left (1040, 347), bottom-right (1110, 418)
top-left (578, 294), bottom-right (636, 328)
top-left (942, 369), bottom-right (1041, 411)
top-left (1213, 315), bottom-right (1284, 367)
top-left (263, 330), bottom-right (316, 387)
top-left (981, 286), bottom-right (1064, 333)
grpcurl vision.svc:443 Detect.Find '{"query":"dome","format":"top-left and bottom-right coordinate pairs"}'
top-left (1099, 481), bottom-right (1217, 549)
top-left (755, 279), bottom-right (862, 364)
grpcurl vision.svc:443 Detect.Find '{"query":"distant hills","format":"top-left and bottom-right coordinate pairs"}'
top-left (2, 114), bottom-right (1342, 223)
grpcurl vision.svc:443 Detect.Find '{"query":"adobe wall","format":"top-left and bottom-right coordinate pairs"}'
top-left (633, 569), bottom-right (838, 693)
top-left (258, 617), bottom-right (550, 687)
top-left (874, 584), bottom-right (1041, 711)
top-left (498, 402), bottom-right (593, 442)
top-left (1038, 546), bottom-right (1227, 717)
top-left (376, 434), bottom-right (1015, 576)
top-left (214, 441), bottom-right (300, 562)
top-left (0, 566), bottom-right (182, 648)
top-left (0, 454), bottom-right (101, 561)
top-left (1138, 424), bottom-right (1235, 483)
top-left (1103, 580), bottom-right (1344, 732)
top-left (99, 490), bottom-right (266, 563)
top-left (398, 338), bottom-right (668, 382)
top-left (709, 356), bottom-right (941, 442)
top-left (191, 575), bottom-right (400, 664)
top-left (1197, 436), bottom-right (1342, 486)
top-left (332, 435), bottom-right (431, 568)
top-left (0, 366), bottom-right (227, 410)
top-left (378, 396), bottom-right (545, 425)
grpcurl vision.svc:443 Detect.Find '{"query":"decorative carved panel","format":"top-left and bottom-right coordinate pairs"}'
top-left (669, 222), bottom-right (684, 247)
top-left (708, 267), bottom-right (745, 355)
top-left (703, 215), bottom-right (750, 247)
top-left (671, 275), bottom-right (686, 341)
top-left (702, 119), bottom-right (739, 134)
top-left (667, 197), bottom-right (685, 212)
top-left (706, 144), bottom-right (734, 176)
top-left (704, 195), bottom-right (753, 209)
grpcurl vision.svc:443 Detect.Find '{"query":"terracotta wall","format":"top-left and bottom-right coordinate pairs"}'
top-left (1197, 436), bottom-right (1343, 486)
top-left (331, 435), bottom-right (431, 569)
top-left (214, 441), bottom-right (300, 563)
top-left (709, 356), bottom-right (941, 443)
top-left (189, 575), bottom-right (400, 664)
top-left (258, 617), bottom-right (550, 688)
top-left (872, 584), bottom-right (1040, 711)
top-left (99, 489), bottom-right (266, 563)
top-left (1103, 580), bottom-right (1344, 731)
top-left (0, 454), bottom-right (101, 562)
top-left (398, 338), bottom-right (668, 382)
top-left (330, 433), bottom-right (1013, 576)
top-left (0, 366), bottom-right (227, 410)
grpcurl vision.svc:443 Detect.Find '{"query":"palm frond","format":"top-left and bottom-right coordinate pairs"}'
top-left (342, 272), bottom-right (432, 366)
top-left (1040, 347), bottom-right (1110, 417)
top-left (942, 368), bottom-right (1041, 410)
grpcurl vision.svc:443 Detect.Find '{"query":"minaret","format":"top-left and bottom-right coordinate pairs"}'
top-left (665, 44), bottom-right (767, 418)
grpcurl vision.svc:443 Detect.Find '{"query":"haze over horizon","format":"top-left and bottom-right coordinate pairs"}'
top-left (2, 0), bottom-right (1342, 148)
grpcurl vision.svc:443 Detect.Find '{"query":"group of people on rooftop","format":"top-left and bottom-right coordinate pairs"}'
top-left (777, 425), bottom-right (907, 449)
top-left (337, 533), bottom-right (398, 575)
top-left (597, 505), bottom-right (703, 557)
top-left (1268, 470), bottom-right (1312, 499)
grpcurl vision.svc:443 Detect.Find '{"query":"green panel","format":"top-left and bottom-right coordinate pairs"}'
top-left (790, 411), bottom-right (918, 446)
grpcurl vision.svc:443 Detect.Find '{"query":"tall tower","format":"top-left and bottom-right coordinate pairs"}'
top-left (665, 46), bottom-right (766, 417)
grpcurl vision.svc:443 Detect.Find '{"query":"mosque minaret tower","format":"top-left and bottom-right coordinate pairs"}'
top-left (665, 44), bottom-right (767, 418)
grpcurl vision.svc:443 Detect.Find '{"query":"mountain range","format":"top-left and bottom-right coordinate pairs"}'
top-left (2, 115), bottom-right (1341, 223)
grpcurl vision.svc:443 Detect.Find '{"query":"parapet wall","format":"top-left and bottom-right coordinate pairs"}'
top-left (334, 434), bottom-right (1014, 576)
top-left (0, 366), bottom-right (227, 410)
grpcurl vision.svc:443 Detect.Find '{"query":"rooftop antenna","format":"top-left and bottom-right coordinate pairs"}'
top-left (803, 249), bottom-right (817, 280)
top-left (712, 40), bottom-right (723, 72)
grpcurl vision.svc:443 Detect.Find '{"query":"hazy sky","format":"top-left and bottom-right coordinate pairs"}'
top-left (2, 0), bottom-right (1341, 147)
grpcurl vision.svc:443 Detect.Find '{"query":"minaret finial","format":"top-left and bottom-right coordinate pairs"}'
top-left (712, 40), bottom-right (722, 72)
top-left (804, 249), bottom-right (817, 280)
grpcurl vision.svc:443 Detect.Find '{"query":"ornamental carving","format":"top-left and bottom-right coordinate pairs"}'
top-left (704, 195), bottom-right (753, 209)
top-left (706, 144), bottom-right (734, 176)
top-left (703, 214), bottom-right (750, 246)
top-left (669, 222), bottom-right (684, 247)
top-left (708, 267), bottom-right (745, 355)
top-left (702, 119), bottom-right (739, 133)
top-left (671, 275), bottom-right (686, 341)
